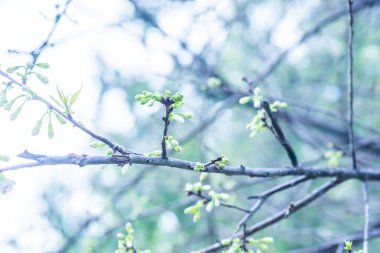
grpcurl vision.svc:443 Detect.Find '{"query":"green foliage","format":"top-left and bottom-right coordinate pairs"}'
top-left (324, 146), bottom-right (343, 168)
top-left (246, 110), bottom-right (266, 138)
top-left (194, 162), bottom-right (205, 172)
top-left (343, 240), bottom-right (363, 253)
top-left (207, 77), bottom-right (222, 88)
top-left (184, 200), bottom-right (204, 223)
top-left (239, 88), bottom-right (263, 108)
top-left (31, 109), bottom-right (66, 138)
top-left (47, 110), bottom-right (54, 139)
top-left (143, 150), bottom-right (162, 157)
top-left (114, 222), bottom-right (151, 253)
top-left (136, 90), bottom-right (191, 158)
top-left (205, 190), bottom-right (229, 212)
top-left (241, 87), bottom-right (287, 138)
top-left (184, 172), bottom-right (230, 222)
top-left (135, 91), bottom-right (162, 106)
top-left (50, 85), bottom-right (82, 116)
top-left (215, 155), bottom-right (229, 169)
top-left (90, 141), bottom-right (108, 149)
top-left (220, 237), bottom-right (274, 253)
top-left (7, 62), bottom-right (49, 84)
top-left (165, 136), bottom-right (182, 152)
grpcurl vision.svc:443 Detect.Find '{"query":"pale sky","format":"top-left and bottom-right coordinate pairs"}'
top-left (0, 1), bottom-right (302, 252)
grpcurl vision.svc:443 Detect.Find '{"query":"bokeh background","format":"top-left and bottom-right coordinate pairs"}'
top-left (0, 0), bottom-right (380, 252)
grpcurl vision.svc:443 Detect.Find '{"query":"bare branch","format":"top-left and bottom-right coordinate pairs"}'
top-left (2, 151), bottom-right (380, 181)
top-left (236, 176), bottom-right (310, 230)
top-left (347, 0), bottom-right (357, 170)
top-left (197, 178), bottom-right (343, 252)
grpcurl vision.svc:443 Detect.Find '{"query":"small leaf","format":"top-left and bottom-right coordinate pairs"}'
top-left (54, 112), bottom-right (67, 124)
top-left (32, 118), bottom-right (43, 136)
top-left (48, 122), bottom-right (54, 139)
top-left (6, 66), bottom-right (22, 73)
top-left (0, 155), bottom-right (10, 162)
top-left (69, 85), bottom-right (83, 105)
top-left (0, 94), bottom-right (7, 107)
top-left (35, 73), bottom-right (49, 84)
top-left (4, 96), bottom-right (21, 111)
top-left (90, 141), bottom-right (107, 148)
top-left (35, 63), bottom-right (50, 69)
top-left (9, 103), bottom-right (24, 121)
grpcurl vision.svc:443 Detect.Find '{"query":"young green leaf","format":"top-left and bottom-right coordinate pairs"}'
top-left (54, 112), bottom-right (67, 124)
top-left (32, 118), bottom-right (43, 136)
top-left (35, 63), bottom-right (50, 69)
top-left (35, 73), bottom-right (49, 84)
top-left (6, 66), bottom-right (22, 73)
top-left (69, 85), bottom-right (82, 105)
top-left (9, 101), bottom-right (25, 121)
top-left (48, 122), bottom-right (54, 139)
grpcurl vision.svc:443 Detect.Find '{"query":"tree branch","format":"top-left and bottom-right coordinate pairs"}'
top-left (2, 151), bottom-right (380, 181)
top-left (197, 178), bottom-right (343, 252)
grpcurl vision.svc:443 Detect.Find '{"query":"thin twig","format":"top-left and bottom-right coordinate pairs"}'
top-left (31, 0), bottom-right (74, 67)
top-left (188, 191), bottom-right (250, 213)
top-left (236, 176), bottom-right (310, 230)
top-left (347, 0), bottom-right (357, 170)
top-left (362, 180), bottom-right (370, 253)
top-left (197, 178), bottom-right (343, 253)
top-left (0, 70), bottom-right (135, 155)
top-left (160, 98), bottom-right (173, 159)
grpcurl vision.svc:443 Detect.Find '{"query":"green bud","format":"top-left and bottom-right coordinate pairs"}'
top-left (0, 94), bottom-right (6, 107)
top-left (172, 93), bottom-right (184, 103)
top-left (260, 237), bottom-right (274, 244)
top-left (184, 183), bottom-right (193, 192)
top-left (173, 101), bottom-right (184, 108)
top-left (54, 113), bottom-right (67, 124)
top-left (239, 96), bottom-right (252, 105)
top-left (173, 145), bottom-right (182, 152)
top-left (48, 122), bottom-right (54, 139)
top-left (135, 94), bottom-right (143, 101)
top-left (205, 202), bottom-right (214, 212)
top-left (194, 162), bottom-right (204, 172)
top-left (125, 222), bottom-right (133, 233)
top-left (9, 104), bottom-right (23, 121)
top-left (219, 193), bottom-right (229, 200)
top-left (90, 141), bottom-right (107, 148)
top-left (207, 77), bottom-right (222, 88)
top-left (200, 172), bottom-right (208, 182)
top-left (202, 185), bottom-right (211, 191)
top-left (221, 239), bottom-right (231, 246)
top-left (32, 119), bottom-right (43, 136)
top-left (193, 211), bottom-right (201, 223)
top-left (116, 233), bottom-right (124, 239)
top-left (171, 113), bottom-right (185, 123)
top-left (4, 97), bottom-right (19, 111)
top-left (184, 205), bottom-right (198, 214)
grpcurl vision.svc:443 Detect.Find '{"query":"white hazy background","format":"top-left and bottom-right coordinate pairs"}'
top-left (0, 0), bottom-right (304, 252)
